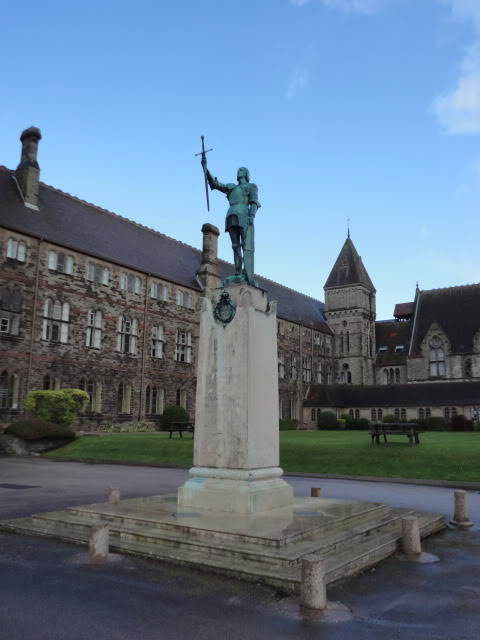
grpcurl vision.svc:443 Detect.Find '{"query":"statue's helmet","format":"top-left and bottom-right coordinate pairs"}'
top-left (237, 167), bottom-right (250, 182)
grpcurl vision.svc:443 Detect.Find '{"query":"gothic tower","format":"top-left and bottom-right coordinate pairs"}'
top-left (324, 235), bottom-right (376, 385)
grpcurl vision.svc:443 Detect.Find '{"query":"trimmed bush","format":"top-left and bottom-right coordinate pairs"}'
top-left (159, 405), bottom-right (190, 430)
top-left (382, 414), bottom-right (397, 423)
top-left (5, 419), bottom-right (75, 441)
top-left (424, 416), bottom-right (448, 431)
top-left (317, 411), bottom-right (337, 429)
top-left (451, 415), bottom-right (474, 432)
top-left (346, 417), bottom-right (370, 430)
top-left (25, 389), bottom-right (89, 426)
top-left (279, 418), bottom-right (298, 431)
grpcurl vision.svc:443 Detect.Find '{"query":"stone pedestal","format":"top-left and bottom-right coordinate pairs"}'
top-left (178, 284), bottom-right (293, 514)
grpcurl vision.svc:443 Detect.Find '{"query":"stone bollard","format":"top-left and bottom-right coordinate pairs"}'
top-left (89, 524), bottom-right (109, 562)
top-left (108, 488), bottom-right (121, 503)
top-left (300, 554), bottom-right (327, 610)
top-left (311, 487), bottom-right (321, 498)
top-left (401, 516), bottom-right (421, 556)
top-left (452, 490), bottom-right (474, 527)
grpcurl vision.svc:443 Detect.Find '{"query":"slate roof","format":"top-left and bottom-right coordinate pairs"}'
top-left (305, 382), bottom-right (480, 408)
top-left (409, 285), bottom-right (480, 355)
top-left (324, 236), bottom-right (375, 291)
top-left (374, 320), bottom-right (411, 366)
top-left (394, 302), bottom-right (414, 318)
top-left (0, 166), bottom-right (330, 333)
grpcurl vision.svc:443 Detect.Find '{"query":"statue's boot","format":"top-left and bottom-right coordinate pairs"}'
top-left (243, 250), bottom-right (254, 285)
top-left (233, 246), bottom-right (243, 275)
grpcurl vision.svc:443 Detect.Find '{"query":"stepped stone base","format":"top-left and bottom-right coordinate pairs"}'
top-left (0, 494), bottom-right (447, 592)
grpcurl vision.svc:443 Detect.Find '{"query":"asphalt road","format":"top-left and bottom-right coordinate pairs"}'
top-left (1, 458), bottom-right (479, 640)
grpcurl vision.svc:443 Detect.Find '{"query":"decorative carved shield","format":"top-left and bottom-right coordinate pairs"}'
top-left (214, 291), bottom-right (236, 324)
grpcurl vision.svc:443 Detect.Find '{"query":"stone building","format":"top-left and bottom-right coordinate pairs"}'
top-left (1, 126), bottom-right (479, 431)
top-left (0, 127), bottom-right (334, 429)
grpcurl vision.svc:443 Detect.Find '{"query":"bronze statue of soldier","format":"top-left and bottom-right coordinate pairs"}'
top-left (201, 155), bottom-right (260, 287)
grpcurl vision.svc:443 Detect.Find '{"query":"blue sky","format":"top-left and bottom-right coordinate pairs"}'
top-left (1, 0), bottom-right (479, 319)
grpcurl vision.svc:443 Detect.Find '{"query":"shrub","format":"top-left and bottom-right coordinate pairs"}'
top-left (159, 405), bottom-right (190, 430)
top-left (346, 417), bottom-right (370, 430)
top-left (102, 421), bottom-right (156, 433)
top-left (424, 416), bottom-right (448, 431)
top-left (382, 414), bottom-right (397, 423)
top-left (279, 418), bottom-right (297, 431)
top-left (317, 411), bottom-right (337, 429)
top-left (25, 389), bottom-right (89, 426)
top-left (451, 415), bottom-right (474, 432)
top-left (5, 419), bottom-right (75, 441)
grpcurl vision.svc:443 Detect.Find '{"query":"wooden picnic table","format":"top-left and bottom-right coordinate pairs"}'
top-left (368, 423), bottom-right (424, 445)
top-left (167, 422), bottom-right (195, 439)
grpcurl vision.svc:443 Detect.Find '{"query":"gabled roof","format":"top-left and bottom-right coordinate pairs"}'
top-left (394, 302), bottom-right (414, 318)
top-left (409, 285), bottom-right (480, 355)
top-left (0, 166), bottom-right (330, 332)
top-left (324, 236), bottom-right (375, 291)
top-left (374, 320), bottom-right (411, 366)
top-left (305, 382), bottom-right (480, 408)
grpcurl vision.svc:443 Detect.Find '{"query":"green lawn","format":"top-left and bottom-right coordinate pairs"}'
top-left (46, 431), bottom-right (480, 482)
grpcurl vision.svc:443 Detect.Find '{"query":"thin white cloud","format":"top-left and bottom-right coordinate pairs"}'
top-left (438, 0), bottom-right (480, 33)
top-left (286, 67), bottom-right (309, 98)
top-left (290, 0), bottom-right (311, 6)
top-left (290, 0), bottom-right (378, 12)
top-left (432, 42), bottom-right (480, 134)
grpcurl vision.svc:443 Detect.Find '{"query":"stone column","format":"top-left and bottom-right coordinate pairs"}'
top-left (178, 284), bottom-right (293, 514)
top-left (452, 490), bottom-right (474, 527)
top-left (401, 516), bottom-right (421, 555)
top-left (300, 555), bottom-right (327, 610)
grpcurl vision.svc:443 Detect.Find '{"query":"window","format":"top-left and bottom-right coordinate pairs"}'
top-left (418, 408), bottom-right (424, 419)
top-left (175, 329), bottom-right (192, 363)
top-left (150, 282), bottom-right (169, 302)
top-left (302, 356), bottom-right (311, 383)
top-left (394, 408), bottom-right (400, 420)
top-left (278, 352), bottom-right (285, 379)
top-left (277, 321), bottom-right (285, 336)
top-left (316, 361), bottom-right (323, 383)
top-left (371, 408), bottom-right (377, 421)
top-left (151, 325), bottom-right (164, 358)
top-left (117, 383), bottom-right (132, 413)
top-left (48, 250), bottom-right (73, 274)
top-left (176, 388), bottom-right (187, 409)
top-left (116, 316), bottom-right (138, 354)
top-left (452, 407), bottom-right (457, 418)
top-left (0, 370), bottom-right (19, 409)
top-left (0, 286), bottom-right (21, 336)
top-left (400, 408), bottom-right (406, 421)
top-left (6, 238), bottom-right (26, 262)
top-left (395, 368), bottom-right (400, 384)
top-left (80, 379), bottom-right (102, 412)
top-left (86, 310), bottom-right (102, 349)
top-left (42, 375), bottom-right (61, 390)
top-left (346, 331), bottom-right (350, 353)
top-left (354, 409), bottom-right (360, 419)
top-left (383, 368), bottom-right (389, 385)
top-left (377, 408), bottom-right (383, 420)
top-left (395, 345), bottom-right (404, 353)
top-left (311, 408), bottom-right (316, 422)
top-left (429, 336), bottom-right (446, 377)
top-left (314, 332), bottom-right (321, 346)
top-left (341, 363), bottom-right (350, 384)
top-left (86, 262), bottom-right (109, 285)
top-left (349, 409), bottom-right (354, 418)
top-left (464, 358), bottom-right (472, 379)
top-left (120, 273), bottom-right (141, 294)
top-left (291, 355), bottom-right (297, 380)
top-left (289, 397), bottom-right (297, 420)
top-left (444, 407), bottom-right (450, 421)
top-left (425, 408), bottom-right (431, 418)
top-left (176, 290), bottom-right (194, 309)
top-left (378, 346), bottom-right (387, 354)
top-left (42, 299), bottom-right (70, 343)
top-left (145, 385), bottom-right (164, 415)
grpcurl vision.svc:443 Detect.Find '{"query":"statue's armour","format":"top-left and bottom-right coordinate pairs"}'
top-left (225, 183), bottom-right (260, 232)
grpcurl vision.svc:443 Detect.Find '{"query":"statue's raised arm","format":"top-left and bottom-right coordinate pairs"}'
top-left (201, 156), bottom-right (230, 195)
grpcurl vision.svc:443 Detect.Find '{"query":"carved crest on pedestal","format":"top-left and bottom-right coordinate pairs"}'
top-left (214, 291), bottom-right (236, 324)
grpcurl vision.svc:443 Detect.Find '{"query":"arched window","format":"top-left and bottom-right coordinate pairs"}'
top-left (0, 370), bottom-right (19, 409)
top-left (48, 250), bottom-right (73, 274)
top-left (117, 316), bottom-right (138, 354)
top-left (429, 336), bottom-right (446, 377)
top-left (86, 310), bottom-right (102, 349)
top-left (120, 273), bottom-right (141, 294)
top-left (43, 375), bottom-right (51, 390)
top-left (80, 379), bottom-right (102, 412)
top-left (371, 408), bottom-right (377, 421)
top-left (400, 408), bottom-right (406, 421)
top-left (425, 408), bottom-right (431, 418)
top-left (348, 409), bottom-right (354, 418)
top-left (354, 409), bottom-right (360, 419)
top-left (145, 385), bottom-right (164, 415)
top-left (394, 408), bottom-right (400, 420)
top-left (311, 408), bottom-right (316, 422)
top-left (383, 369), bottom-right (389, 385)
top-left (316, 361), bottom-right (322, 383)
top-left (175, 329), bottom-right (192, 363)
top-left (117, 382), bottom-right (131, 413)
top-left (395, 368), bottom-right (400, 384)
top-left (42, 299), bottom-right (69, 343)
top-left (176, 388), bottom-right (187, 409)
top-left (444, 407), bottom-right (450, 421)
top-left (347, 371), bottom-right (352, 384)
top-left (389, 368), bottom-right (394, 384)
top-left (7, 238), bottom-right (26, 262)
top-left (464, 358), bottom-right (472, 379)
top-left (418, 408), bottom-right (424, 419)
top-left (341, 363), bottom-right (349, 385)
top-left (378, 408), bottom-right (383, 420)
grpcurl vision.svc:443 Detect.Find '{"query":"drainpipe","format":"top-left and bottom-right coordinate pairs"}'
top-left (25, 238), bottom-right (42, 400)
top-left (138, 274), bottom-right (150, 421)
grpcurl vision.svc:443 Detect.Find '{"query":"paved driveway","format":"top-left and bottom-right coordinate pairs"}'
top-left (1, 458), bottom-right (479, 640)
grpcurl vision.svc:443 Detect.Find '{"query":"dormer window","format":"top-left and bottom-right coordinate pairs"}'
top-left (429, 336), bottom-right (446, 377)
top-left (395, 345), bottom-right (404, 353)
top-left (378, 346), bottom-right (387, 354)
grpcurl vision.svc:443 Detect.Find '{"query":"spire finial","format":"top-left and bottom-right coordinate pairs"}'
top-left (416, 281), bottom-right (419, 292)
top-left (347, 218), bottom-right (350, 239)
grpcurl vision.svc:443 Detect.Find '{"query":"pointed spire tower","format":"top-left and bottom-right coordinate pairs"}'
top-left (324, 236), bottom-right (376, 385)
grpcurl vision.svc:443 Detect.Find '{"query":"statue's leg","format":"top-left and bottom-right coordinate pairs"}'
top-left (229, 229), bottom-right (243, 275)
top-left (243, 223), bottom-right (254, 284)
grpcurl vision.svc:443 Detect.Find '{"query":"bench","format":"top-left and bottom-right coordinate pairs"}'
top-left (368, 423), bottom-right (423, 445)
top-left (167, 422), bottom-right (195, 439)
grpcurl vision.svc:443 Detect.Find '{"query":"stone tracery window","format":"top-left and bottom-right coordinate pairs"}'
top-left (86, 310), bottom-right (102, 349)
top-left (0, 370), bottom-right (19, 409)
top-left (42, 299), bottom-right (70, 343)
top-left (80, 379), bottom-right (102, 412)
top-left (117, 382), bottom-right (132, 413)
top-left (48, 250), bottom-right (73, 274)
top-left (6, 237), bottom-right (26, 262)
top-left (151, 325), bottom-right (164, 359)
top-left (117, 316), bottom-right (138, 354)
top-left (145, 385), bottom-right (164, 415)
top-left (175, 329), bottom-right (192, 363)
top-left (429, 336), bottom-right (446, 377)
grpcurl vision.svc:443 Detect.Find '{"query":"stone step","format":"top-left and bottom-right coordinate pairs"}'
top-left (28, 505), bottom-right (415, 567)
top-left (1, 511), bottom-right (446, 593)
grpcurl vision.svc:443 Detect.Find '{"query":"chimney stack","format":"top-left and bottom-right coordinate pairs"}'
top-left (197, 223), bottom-right (221, 295)
top-left (16, 126), bottom-right (42, 209)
